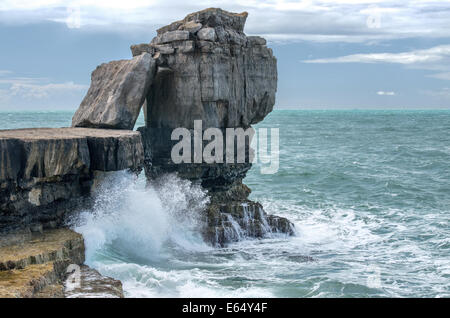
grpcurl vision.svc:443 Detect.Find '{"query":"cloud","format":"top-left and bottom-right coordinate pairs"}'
top-left (1, 1), bottom-right (450, 43)
top-left (377, 91), bottom-right (395, 95)
top-left (0, 70), bottom-right (13, 76)
top-left (0, 72), bottom-right (88, 110)
top-left (427, 72), bottom-right (450, 81)
top-left (303, 44), bottom-right (450, 80)
top-left (421, 87), bottom-right (450, 99)
top-left (9, 81), bottom-right (87, 98)
top-left (303, 45), bottom-right (450, 64)
top-left (0, 72), bottom-right (87, 100)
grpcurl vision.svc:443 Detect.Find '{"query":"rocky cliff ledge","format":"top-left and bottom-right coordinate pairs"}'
top-left (0, 8), bottom-right (295, 298)
top-left (69, 8), bottom-right (294, 246)
top-left (0, 128), bottom-right (139, 298)
top-left (0, 128), bottom-right (143, 233)
top-left (0, 228), bottom-right (123, 298)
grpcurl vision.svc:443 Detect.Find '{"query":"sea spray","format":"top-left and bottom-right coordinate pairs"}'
top-left (149, 173), bottom-right (210, 251)
top-left (70, 171), bottom-right (211, 263)
top-left (3, 110), bottom-right (449, 297)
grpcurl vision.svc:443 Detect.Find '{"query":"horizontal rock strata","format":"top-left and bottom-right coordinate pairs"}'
top-left (0, 228), bottom-right (82, 297)
top-left (136, 8), bottom-right (277, 129)
top-left (0, 228), bottom-right (84, 270)
top-left (0, 128), bottom-right (143, 233)
top-left (0, 228), bottom-right (123, 298)
top-left (134, 8), bottom-right (293, 246)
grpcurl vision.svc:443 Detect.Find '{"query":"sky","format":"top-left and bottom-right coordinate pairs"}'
top-left (1, 0), bottom-right (450, 110)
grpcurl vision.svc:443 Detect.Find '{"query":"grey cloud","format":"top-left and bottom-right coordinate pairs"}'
top-left (1, 1), bottom-right (450, 43)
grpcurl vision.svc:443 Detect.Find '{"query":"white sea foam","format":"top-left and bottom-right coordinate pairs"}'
top-left (92, 261), bottom-right (274, 298)
top-left (73, 171), bottom-right (211, 263)
top-left (70, 171), bottom-right (449, 298)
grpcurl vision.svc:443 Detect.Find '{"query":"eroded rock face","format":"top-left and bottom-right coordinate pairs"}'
top-left (0, 128), bottom-right (143, 233)
top-left (0, 228), bottom-right (83, 298)
top-left (72, 53), bottom-right (156, 130)
top-left (0, 228), bottom-right (84, 270)
top-left (155, 8), bottom-right (248, 36)
top-left (134, 9), bottom-right (292, 246)
top-left (206, 193), bottom-right (295, 246)
top-left (131, 8), bottom-right (277, 129)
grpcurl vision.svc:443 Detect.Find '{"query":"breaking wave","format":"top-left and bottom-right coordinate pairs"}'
top-left (72, 171), bottom-right (211, 264)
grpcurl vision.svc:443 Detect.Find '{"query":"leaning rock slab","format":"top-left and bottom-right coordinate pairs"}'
top-left (181, 21), bottom-right (202, 34)
top-left (72, 53), bottom-right (155, 130)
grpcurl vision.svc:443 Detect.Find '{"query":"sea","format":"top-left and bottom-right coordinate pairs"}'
top-left (1, 110), bottom-right (449, 297)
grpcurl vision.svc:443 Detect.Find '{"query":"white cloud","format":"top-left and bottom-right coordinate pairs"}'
top-left (1, 1), bottom-right (450, 43)
top-left (303, 45), bottom-right (450, 64)
top-left (427, 72), bottom-right (450, 81)
top-left (303, 44), bottom-right (450, 80)
top-left (0, 73), bottom-right (88, 110)
top-left (0, 73), bottom-right (87, 99)
top-left (377, 91), bottom-right (395, 95)
top-left (422, 87), bottom-right (450, 99)
top-left (9, 81), bottom-right (87, 99)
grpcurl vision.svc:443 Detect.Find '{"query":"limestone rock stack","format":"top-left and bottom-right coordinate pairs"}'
top-left (1, 8), bottom-right (293, 252)
top-left (139, 8), bottom-right (277, 129)
top-left (133, 8), bottom-right (293, 246)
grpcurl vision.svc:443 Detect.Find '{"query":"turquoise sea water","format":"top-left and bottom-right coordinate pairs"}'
top-left (1, 110), bottom-right (449, 297)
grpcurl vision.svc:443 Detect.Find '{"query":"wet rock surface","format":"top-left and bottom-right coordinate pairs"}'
top-left (205, 184), bottom-right (295, 247)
